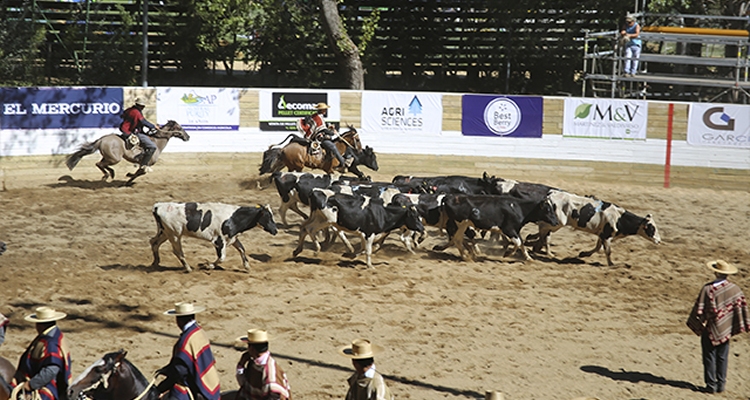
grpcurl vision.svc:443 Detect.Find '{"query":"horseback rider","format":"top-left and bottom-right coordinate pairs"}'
top-left (297, 103), bottom-right (352, 171)
top-left (120, 98), bottom-right (159, 173)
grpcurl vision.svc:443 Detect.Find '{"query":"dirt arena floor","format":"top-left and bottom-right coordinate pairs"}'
top-left (0, 153), bottom-right (749, 400)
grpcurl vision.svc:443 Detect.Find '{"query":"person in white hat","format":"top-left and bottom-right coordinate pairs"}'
top-left (234, 329), bottom-right (291, 400)
top-left (119, 97), bottom-right (159, 173)
top-left (12, 307), bottom-right (72, 400)
top-left (338, 339), bottom-right (393, 400)
top-left (156, 302), bottom-right (220, 400)
top-left (296, 102), bottom-right (351, 172)
top-left (687, 260), bottom-right (750, 393)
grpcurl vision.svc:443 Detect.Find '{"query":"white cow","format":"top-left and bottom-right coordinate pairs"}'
top-left (150, 202), bottom-right (278, 272)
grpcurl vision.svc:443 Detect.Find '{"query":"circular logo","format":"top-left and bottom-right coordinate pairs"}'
top-left (483, 98), bottom-right (521, 136)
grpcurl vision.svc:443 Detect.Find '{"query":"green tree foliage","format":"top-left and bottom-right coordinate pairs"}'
top-left (0, 2), bottom-right (47, 86)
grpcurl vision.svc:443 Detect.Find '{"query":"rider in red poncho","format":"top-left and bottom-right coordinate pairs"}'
top-left (120, 98), bottom-right (159, 173)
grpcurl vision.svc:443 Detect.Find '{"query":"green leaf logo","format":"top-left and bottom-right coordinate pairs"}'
top-left (277, 95), bottom-right (287, 110)
top-left (575, 103), bottom-right (593, 119)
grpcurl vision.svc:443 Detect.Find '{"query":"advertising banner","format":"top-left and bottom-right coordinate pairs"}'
top-left (259, 90), bottom-right (340, 131)
top-left (461, 95), bottom-right (542, 137)
top-left (1, 87), bottom-right (122, 129)
top-left (361, 92), bottom-right (442, 134)
top-left (563, 98), bottom-right (647, 139)
top-left (157, 87), bottom-right (239, 130)
top-left (687, 103), bottom-right (750, 148)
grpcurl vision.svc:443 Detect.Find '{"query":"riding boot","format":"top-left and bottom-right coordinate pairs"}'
top-left (138, 147), bottom-right (155, 171)
top-left (321, 140), bottom-right (346, 170)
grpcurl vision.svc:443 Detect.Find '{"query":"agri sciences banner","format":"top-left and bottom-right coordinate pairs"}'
top-left (361, 92), bottom-right (442, 134)
top-left (157, 87), bottom-right (239, 130)
top-left (461, 95), bottom-right (542, 137)
top-left (259, 90), bottom-right (340, 131)
top-left (1, 87), bottom-right (122, 129)
top-left (563, 98), bottom-right (647, 139)
top-left (687, 103), bottom-right (750, 148)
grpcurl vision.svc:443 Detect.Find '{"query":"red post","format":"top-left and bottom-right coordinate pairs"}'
top-left (664, 103), bottom-right (674, 188)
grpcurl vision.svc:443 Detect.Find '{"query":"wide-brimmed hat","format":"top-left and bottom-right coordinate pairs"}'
top-left (237, 329), bottom-right (270, 344)
top-left (24, 306), bottom-right (66, 323)
top-left (163, 302), bottom-right (206, 316)
top-left (706, 259), bottom-right (738, 275)
top-left (134, 98), bottom-right (146, 107)
top-left (315, 102), bottom-right (330, 110)
top-left (625, 15), bottom-right (635, 22)
top-left (338, 339), bottom-right (383, 359)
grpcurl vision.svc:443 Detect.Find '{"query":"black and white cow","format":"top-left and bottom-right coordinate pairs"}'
top-left (150, 202), bottom-right (278, 273)
top-left (392, 175), bottom-right (488, 195)
top-left (294, 192), bottom-right (424, 269)
top-left (440, 193), bottom-right (559, 261)
top-left (273, 171), bottom-right (338, 225)
top-left (527, 190), bottom-right (661, 266)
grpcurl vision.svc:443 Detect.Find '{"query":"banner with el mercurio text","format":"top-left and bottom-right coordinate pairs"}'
top-left (1, 87), bottom-right (122, 129)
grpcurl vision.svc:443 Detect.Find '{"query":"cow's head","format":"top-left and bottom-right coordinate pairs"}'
top-left (640, 213), bottom-right (661, 244)
top-left (258, 204), bottom-right (278, 235)
top-left (405, 205), bottom-right (425, 233)
top-left (539, 198), bottom-right (560, 227)
top-left (359, 146), bottom-right (379, 171)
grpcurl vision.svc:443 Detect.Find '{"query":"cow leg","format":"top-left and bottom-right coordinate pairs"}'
top-left (289, 202), bottom-right (309, 222)
top-left (508, 235), bottom-right (532, 261)
top-left (231, 239), bottom-right (251, 271)
top-left (364, 235), bottom-right (376, 269)
top-left (602, 238), bottom-right (614, 266)
top-left (166, 236), bottom-right (192, 273)
top-left (451, 221), bottom-right (474, 261)
top-left (209, 237), bottom-right (227, 270)
top-left (149, 230), bottom-right (168, 267)
top-left (578, 238), bottom-right (603, 259)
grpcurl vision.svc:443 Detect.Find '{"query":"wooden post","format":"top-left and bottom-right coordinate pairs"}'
top-left (664, 103), bottom-right (674, 188)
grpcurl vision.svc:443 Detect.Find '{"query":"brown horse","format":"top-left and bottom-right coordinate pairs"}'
top-left (65, 120), bottom-right (190, 185)
top-left (259, 127), bottom-right (378, 180)
top-left (0, 356), bottom-right (15, 400)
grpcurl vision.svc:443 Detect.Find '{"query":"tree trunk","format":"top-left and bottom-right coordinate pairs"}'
top-left (318, 0), bottom-right (364, 89)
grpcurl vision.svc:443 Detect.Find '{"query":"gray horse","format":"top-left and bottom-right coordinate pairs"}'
top-left (65, 120), bottom-right (190, 184)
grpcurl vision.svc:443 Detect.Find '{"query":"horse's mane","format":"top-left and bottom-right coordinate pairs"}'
top-left (121, 358), bottom-right (149, 384)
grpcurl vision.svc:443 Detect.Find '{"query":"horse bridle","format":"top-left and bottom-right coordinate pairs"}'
top-left (74, 361), bottom-right (120, 400)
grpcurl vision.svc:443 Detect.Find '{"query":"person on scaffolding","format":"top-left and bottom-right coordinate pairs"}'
top-left (621, 14), bottom-right (642, 77)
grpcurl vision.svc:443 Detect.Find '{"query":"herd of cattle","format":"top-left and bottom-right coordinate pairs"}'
top-left (149, 171), bottom-right (661, 272)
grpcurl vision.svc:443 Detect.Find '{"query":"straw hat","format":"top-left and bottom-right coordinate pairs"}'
top-left (24, 306), bottom-right (66, 323)
top-left (706, 259), bottom-right (738, 275)
top-left (338, 339), bottom-right (383, 359)
top-left (163, 302), bottom-right (206, 316)
top-left (134, 98), bottom-right (146, 107)
top-left (314, 102), bottom-right (330, 110)
top-left (237, 329), bottom-right (270, 344)
top-left (625, 14), bottom-right (635, 22)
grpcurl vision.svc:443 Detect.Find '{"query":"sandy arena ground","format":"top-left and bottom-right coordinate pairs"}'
top-left (0, 154), bottom-right (749, 400)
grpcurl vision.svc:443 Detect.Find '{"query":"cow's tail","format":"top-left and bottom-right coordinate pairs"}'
top-left (65, 139), bottom-right (100, 170)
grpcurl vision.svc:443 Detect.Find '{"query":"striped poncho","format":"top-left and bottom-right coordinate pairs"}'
top-left (687, 279), bottom-right (750, 346)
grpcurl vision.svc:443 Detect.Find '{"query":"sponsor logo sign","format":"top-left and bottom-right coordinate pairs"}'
top-left (563, 98), bottom-right (647, 139)
top-left (361, 92), bottom-right (442, 134)
top-left (259, 90), bottom-right (340, 131)
top-left (461, 95), bottom-right (542, 137)
top-left (687, 103), bottom-right (750, 148)
top-left (157, 87), bottom-right (239, 130)
top-left (1, 87), bottom-right (122, 129)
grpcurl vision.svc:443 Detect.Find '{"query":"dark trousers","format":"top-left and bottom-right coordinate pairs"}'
top-left (320, 139), bottom-right (346, 166)
top-left (702, 330), bottom-right (730, 392)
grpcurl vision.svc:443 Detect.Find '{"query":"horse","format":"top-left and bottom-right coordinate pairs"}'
top-left (259, 126), bottom-right (378, 180)
top-left (65, 120), bottom-right (190, 185)
top-left (0, 356), bottom-right (15, 400)
top-left (68, 350), bottom-right (158, 400)
top-left (69, 350), bottom-right (237, 400)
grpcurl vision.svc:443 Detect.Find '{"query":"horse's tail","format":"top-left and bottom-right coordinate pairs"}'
top-left (268, 134), bottom-right (300, 149)
top-left (259, 147), bottom-right (285, 175)
top-left (65, 139), bottom-right (101, 170)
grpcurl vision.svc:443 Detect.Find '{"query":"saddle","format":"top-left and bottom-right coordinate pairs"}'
top-left (120, 133), bottom-right (140, 150)
top-left (289, 134), bottom-right (323, 157)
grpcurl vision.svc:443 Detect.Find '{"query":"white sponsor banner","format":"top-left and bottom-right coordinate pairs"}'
top-left (157, 87), bottom-right (240, 130)
top-left (362, 92), bottom-right (442, 134)
top-left (563, 98), bottom-right (647, 139)
top-left (258, 90), bottom-right (340, 131)
top-left (687, 103), bottom-right (750, 148)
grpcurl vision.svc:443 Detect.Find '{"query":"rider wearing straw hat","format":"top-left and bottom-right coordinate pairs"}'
top-left (338, 339), bottom-right (393, 400)
top-left (119, 97), bottom-right (159, 173)
top-left (234, 329), bottom-right (291, 400)
top-left (156, 302), bottom-right (220, 400)
top-left (687, 260), bottom-right (750, 394)
top-left (296, 102), bottom-right (351, 172)
top-left (12, 307), bottom-right (72, 400)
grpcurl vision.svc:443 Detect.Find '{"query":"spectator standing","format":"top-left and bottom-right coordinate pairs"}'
top-left (338, 339), bottom-right (393, 400)
top-left (687, 260), bottom-right (750, 393)
top-left (620, 15), bottom-right (642, 76)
